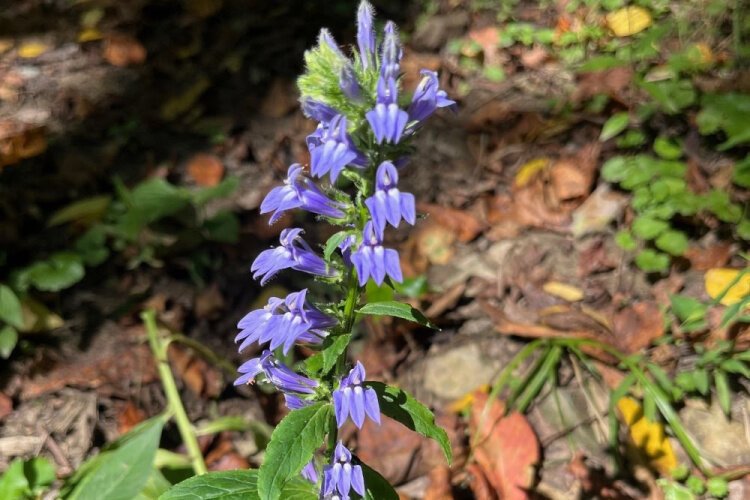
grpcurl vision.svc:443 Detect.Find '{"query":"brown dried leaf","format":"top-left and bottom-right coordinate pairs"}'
top-left (424, 465), bottom-right (453, 500)
top-left (357, 416), bottom-right (423, 484)
top-left (684, 242), bottom-right (732, 271)
top-left (168, 344), bottom-right (222, 398)
top-left (0, 122), bottom-right (47, 168)
top-left (466, 463), bottom-right (498, 500)
top-left (612, 302), bottom-right (664, 353)
top-left (0, 392), bottom-right (12, 420)
top-left (418, 203), bottom-right (483, 243)
top-left (260, 78), bottom-right (298, 118)
top-left (187, 153), bottom-right (224, 187)
top-left (103, 33), bottom-right (146, 67)
top-left (574, 67), bottom-right (633, 103)
top-left (470, 392), bottom-right (540, 500)
top-left (415, 223), bottom-right (457, 266)
top-left (116, 401), bottom-right (146, 434)
top-left (194, 283), bottom-right (225, 319)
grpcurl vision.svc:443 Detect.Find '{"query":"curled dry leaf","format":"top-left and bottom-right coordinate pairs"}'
top-left (417, 203), bottom-right (483, 243)
top-left (470, 392), bottom-right (540, 500)
top-left (187, 153), bottom-right (224, 187)
top-left (103, 33), bottom-right (146, 67)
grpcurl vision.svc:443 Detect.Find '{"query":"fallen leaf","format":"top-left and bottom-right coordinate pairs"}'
top-left (542, 281), bottom-right (584, 302)
top-left (570, 184), bottom-right (627, 237)
top-left (612, 302), bottom-right (664, 353)
top-left (417, 203), bottom-right (483, 243)
top-left (103, 33), bottom-right (146, 66)
top-left (187, 153), bottom-right (224, 187)
top-left (78, 28), bottom-right (103, 43)
top-left (0, 122), bottom-right (47, 168)
top-left (466, 463), bottom-right (497, 500)
top-left (357, 414), bottom-right (424, 484)
top-left (705, 268), bottom-right (750, 305)
top-left (684, 243), bottom-right (732, 271)
top-left (205, 437), bottom-right (250, 471)
top-left (0, 392), bottom-right (12, 420)
top-left (260, 78), bottom-right (298, 118)
top-left (447, 384), bottom-right (489, 414)
top-left (168, 343), bottom-right (222, 398)
top-left (574, 67), bottom-right (633, 103)
top-left (617, 397), bottom-right (678, 474)
top-left (194, 283), bottom-right (225, 319)
top-left (549, 159), bottom-right (592, 201)
top-left (415, 223), bottom-right (457, 266)
top-left (606, 6), bottom-right (653, 37)
top-left (514, 158), bottom-right (550, 188)
top-left (18, 41), bottom-right (50, 58)
top-left (116, 401), bottom-right (146, 434)
top-left (470, 392), bottom-right (540, 500)
top-left (424, 465), bottom-right (454, 500)
top-left (520, 46), bottom-right (548, 69)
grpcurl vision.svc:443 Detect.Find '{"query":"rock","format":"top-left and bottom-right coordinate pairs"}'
top-left (679, 398), bottom-right (750, 467)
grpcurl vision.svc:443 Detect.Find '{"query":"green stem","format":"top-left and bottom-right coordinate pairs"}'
top-left (142, 309), bottom-right (208, 476)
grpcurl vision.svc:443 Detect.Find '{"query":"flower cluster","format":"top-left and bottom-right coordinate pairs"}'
top-left (234, 1), bottom-right (453, 497)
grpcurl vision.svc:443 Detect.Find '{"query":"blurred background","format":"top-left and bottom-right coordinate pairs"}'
top-left (1, 0), bottom-right (750, 498)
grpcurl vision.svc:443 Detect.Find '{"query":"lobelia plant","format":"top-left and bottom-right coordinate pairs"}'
top-left (231, 2), bottom-right (454, 499)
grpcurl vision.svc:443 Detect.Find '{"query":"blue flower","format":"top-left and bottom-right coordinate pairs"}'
top-left (339, 64), bottom-right (362, 102)
top-left (380, 21), bottom-right (402, 81)
top-left (364, 161), bottom-right (415, 238)
top-left (234, 350), bottom-right (318, 396)
top-left (322, 442), bottom-right (365, 499)
top-left (301, 99), bottom-right (339, 124)
top-left (309, 115), bottom-right (365, 183)
top-left (366, 77), bottom-right (408, 144)
top-left (333, 362), bottom-right (380, 429)
top-left (235, 289), bottom-right (337, 354)
top-left (319, 28), bottom-right (347, 61)
top-left (356, 1), bottom-right (376, 69)
top-left (351, 221), bottom-right (403, 286)
top-left (260, 164), bottom-right (346, 224)
top-left (251, 228), bottom-right (335, 285)
top-left (408, 69), bottom-right (456, 123)
top-left (301, 460), bottom-right (319, 484)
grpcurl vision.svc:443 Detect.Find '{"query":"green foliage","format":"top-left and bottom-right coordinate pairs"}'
top-left (599, 112), bottom-right (630, 141)
top-left (305, 333), bottom-right (352, 375)
top-left (360, 462), bottom-right (399, 500)
top-left (0, 457), bottom-right (56, 499)
top-left (357, 301), bottom-right (436, 328)
top-left (62, 416), bottom-right (165, 500)
top-left (159, 470), bottom-right (313, 500)
top-left (367, 382), bottom-right (452, 464)
top-left (257, 402), bottom-right (332, 500)
top-left (697, 93), bottom-right (750, 150)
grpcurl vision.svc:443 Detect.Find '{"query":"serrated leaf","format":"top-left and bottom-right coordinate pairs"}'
top-left (600, 112), bottom-right (630, 141)
top-left (366, 382), bottom-right (452, 464)
top-left (0, 284), bottom-right (23, 329)
top-left (323, 231), bottom-right (349, 260)
top-left (64, 417), bottom-right (164, 500)
top-left (305, 334), bottom-right (351, 374)
top-left (161, 470), bottom-right (259, 500)
top-left (357, 301), bottom-right (436, 329)
top-left (258, 402), bottom-right (332, 500)
top-left (359, 462), bottom-right (399, 500)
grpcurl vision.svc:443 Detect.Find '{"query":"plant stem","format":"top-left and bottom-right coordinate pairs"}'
top-left (142, 309), bottom-right (208, 476)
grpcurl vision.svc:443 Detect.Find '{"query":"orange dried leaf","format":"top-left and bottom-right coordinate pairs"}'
top-left (187, 153), bottom-right (224, 187)
top-left (103, 33), bottom-right (146, 67)
top-left (470, 392), bottom-right (540, 500)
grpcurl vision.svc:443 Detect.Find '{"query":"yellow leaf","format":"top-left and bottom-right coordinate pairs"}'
top-left (705, 268), bottom-right (750, 306)
top-left (78, 28), bottom-right (103, 43)
top-left (514, 158), bottom-right (549, 187)
top-left (606, 6), bottom-right (653, 37)
top-left (448, 384), bottom-right (489, 413)
top-left (617, 397), bottom-right (678, 474)
top-left (18, 42), bottom-right (50, 59)
top-left (543, 281), bottom-right (584, 302)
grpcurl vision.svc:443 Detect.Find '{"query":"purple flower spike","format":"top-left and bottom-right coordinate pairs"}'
top-left (366, 77), bottom-right (408, 144)
top-left (339, 64), bottom-right (362, 101)
top-left (365, 161), bottom-right (416, 238)
top-left (301, 460), bottom-right (318, 484)
top-left (310, 115), bottom-right (364, 183)
top-left (319, 28), bottom-right (347, 61)
top-left (357, 1), bottom-right (376, 69)
top-left (235, 289), bottom-right (337, 354)
top-left (301, 99), bottom-right (338, 124)
top-left (260, 164), bottom-right (346, 224)
top-left (251, 228), bottom-right (334, 285)
top-left (351, 222), bottom-right (403, 286)
top-left (408, 70), bottom-right (457, 123)
top-left (333, 362), bottom-right (380, 429)
top-left (380, 21), bottom-right (402, 81)
top-left (234, 350), bottom-right (318, 397)
top-left (322, 442), bottom-right (365, 499)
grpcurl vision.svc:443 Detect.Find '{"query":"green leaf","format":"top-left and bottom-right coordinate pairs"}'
top-left (615, 230), bottom-right (637, 251)
top-left (669, 294), bottom-right (707, 332)
top-left (721, 358), bottom-right (750, 377)
top-left (0, 459), bottom-right (31, 500)
top-left (635, 249), bottom-right (670, 273)
top-left (392, 276), bottom-right (429, 299)
top-left (601, 156), bottom-right (631, 183)
top-left (203, 211), bottom-right (239, 243)
top-left (657, 479), bottom-right (696, 500)
top-left (75, 226), bottom-right (110, 266)
top-left (706, 477), bottom-right (729, 498)
top-left (21, 252), bottom-right (85, 292)
top-left (675, 371), bottom-right (695, 392)
top-left (697, 93), bottom-right (750, 150)
top-left (693, 368), bottom-right (710, 396)
top-left (733, 156), bottom-right (750, 188)
top-left (48, 195), bottom-right (112, 227)
top-left (161, 470), bottom-right (260, 500)
top-left (323, 231), bottom-right (349, 261)
top-left (0, 284), bottom-right (23, 328)
top-left (367, 382), bottom-right (452, 464)
top-left (192, 176), bottom-right (239, 206)
top-left (0, 457), bottom-right (55, 499)
top-left (653, 137), bottom-right (683, 160)
top-left (640, 79), bottom-right (696, 114)
top-left (714, 369), bottom-right (731, 416)
top-left (360, 462), bottom-right (399, 500)
top-left (305, 334), bottom-right (351, 375)
top-left (655, 230), bottom-right (688, 256)
top-left (258, 402), bottom-right (332, 500)
top-left (0, 325), bottom-right (18, 359)
top-left (135, 468), bottom-right (171, 500)
top-left (599, 112), bottom-right (630, 141)
top-left (357, 301), bottom-right (436, 329)
top-left (632, 216), bottom-right (668, 240)
top-left (63, 416), bottom-right (164, 500)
